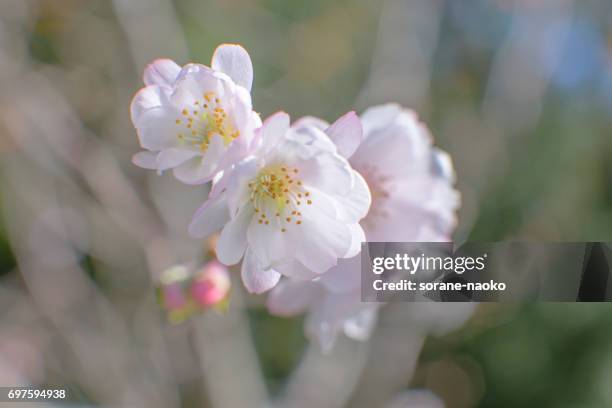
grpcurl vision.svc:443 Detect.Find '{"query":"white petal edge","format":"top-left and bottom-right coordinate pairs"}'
top-left (156, 148), bottom-right (198, 171)
top-left (211, 44), bottom-right (254, 91)
top-left (216, 204), bottom-right (252, 265)
top-left (259, 111), bottom-right (290, 156)
top-left (266, 279), bottom-right (321, 316)
top-left (132, 151), bottom-right (159, 169)
top-left (359, 103), bottom-right (402, 137)
top-left (188, 193), bottom-right (230, 238)
top-left (241, 249), bottom-right (281, 294)
top-left (326, 111), bottom-right (363, 159)
top-left (143, 59), bottom-right (181, 87)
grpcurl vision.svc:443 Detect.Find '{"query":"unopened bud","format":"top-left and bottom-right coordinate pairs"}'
top-left (191, 261), bottom-right (231, 307)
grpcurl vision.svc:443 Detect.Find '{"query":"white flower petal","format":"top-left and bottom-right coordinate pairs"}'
top-left (333, 170), bottom-right (371, 222)
top-left (360, 103), bottom-right (402, 137)
top-left (274, 259), bottom-right (319, 280)
top-left (156, 148), bottom-right (198, 171)
top-left (289, 123), bottom-right (338, 155)
top-left (365, 192), bottom-right (455, 242)
top-left (241, 249), bottom-right (281, 294)
top-left (326, 111), bottom-right (363, 159)
top-left (294, 116), bottom-right (329, 130)
top-left (172, 135), bottom-right (225, 185)
top-left (352, 133), bottom-right (428, 182)
top-left (299, 151), bottom-right (354, 197)
top-left (134, 106), bottom-right (181, 151)
top-left (225, 157), bottom-right (259, 216)
top-left (143, 59), bottom-right (181, 87)
top-left (199, 133), bottom-right (226, 174)
top-left (132, 151), bottom-right (159, 169)
top-left (345, 223), bottom-right (366, 258)
top-left (173, 157), bottom-right (209, 185)
top-left (296, 208), bottom-right (352, 274)
top-left (319, 255), bottom-right (361, 293)
top-left (211, 44), bottom-right (254, 91)
top-left (216, 204), bottom-right (252, 265)
top-left (266, 279), bottom-right (322, 316)
top-left (247, 219), bottom-right (295, 270)
top-left (188, 193), bottom-right (229, 238)
top-left (259, 111), bottom-right (290, 156)
top-left (130, 85), bottom-right (165, 125)
top-left (170, 69), bottom-right (224, 108)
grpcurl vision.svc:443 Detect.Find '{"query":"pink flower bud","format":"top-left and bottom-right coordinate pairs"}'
top-left (191, 261), bottom-right (230, 307)
top-left (163, 282), bottom-right (188, 310)
top-left (158, 265), bottom-right (190, 312)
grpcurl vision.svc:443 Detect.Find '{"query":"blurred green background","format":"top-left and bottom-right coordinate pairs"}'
top-left (1, 0), bottom-right (612, 407)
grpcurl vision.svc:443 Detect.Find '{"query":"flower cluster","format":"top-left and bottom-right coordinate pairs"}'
top-left (157, 262), bottom-right (231, 323)
top-left (131, 44), bottom-right (460, 347)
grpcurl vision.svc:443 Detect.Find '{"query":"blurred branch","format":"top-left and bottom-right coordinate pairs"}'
top-left (191, 280), bottom-right (269, 408)
top-left (112, 0), bottom-right (189, 69)
top-left (356, 0), bottom-right (443, 111)
top-left (275, 336), bottom-right (369, 408)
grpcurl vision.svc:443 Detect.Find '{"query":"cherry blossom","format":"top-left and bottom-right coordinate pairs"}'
top-left (189, 112), bottom-right (371, 293)
top-left (130, 44), bottom-right (260, 184)
top-left (268, 105), bottom-right (461, 348)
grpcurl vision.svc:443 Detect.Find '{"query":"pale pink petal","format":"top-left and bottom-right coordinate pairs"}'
top-left (260, 111), bottom-right (290, 155)
top-left (216, 204), bottom-right (251, 265)
top-left (211, 44), bottom-right (253, 91)
top-left (247, 218), bottom-right (295, 270)
top-left (290, 123), bottom-right (338, 155)
top-left (344, 223), bottom-right (366, 258)
top-left (173, 157), bottom-right (209, 185)
top-left (299, 151), bottom-right (353, 197)
top-left (132, 151), bottom-right (159, 169)
top-left (143, 59), bottom-right (181, 87)
top-left (320, 255), bottom-right (361, 293)
top-left (351, 122), bottom-right (429, 180)
top-left (294, 116), bottom-right (329, 130)
top-left (156, 148), bottom-right (198, 171)
top-left (274, 260), bottom-right (319, 280)
top-left (134, 107), bottom-right (180, 150)
top-left (188, 193), bottom-right (229, 238)
top-left (359, 103), bottom-right (402, 137)
top-left (326, 111), bottom-right (363, 159)
top-left (296, 205), bottom-right (352, 274)
top-left (225, 157), bottom-right (259, 216)
top-left (130, 85), bottom-right (165, 125)
top-left (267, 279), bottom-right (322, 316)
top-left (333, 171), bottom-right (371, 222)
top-left (172, 135), bottom-right (225, 185)
top-left (241, 249), bottom-right (281, 294)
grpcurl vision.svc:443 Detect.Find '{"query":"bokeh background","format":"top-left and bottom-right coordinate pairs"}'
top-left (1, 0), bottom-right (612, 407)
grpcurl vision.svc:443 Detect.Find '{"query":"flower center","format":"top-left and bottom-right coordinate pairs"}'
top-left (174, 91), bottom-right (240, 152)
top-left (247, 165), bottom-right (313, 232)
top-left (358, 164), bottom-right (391, 225)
